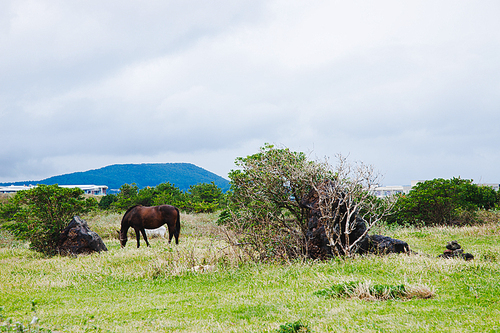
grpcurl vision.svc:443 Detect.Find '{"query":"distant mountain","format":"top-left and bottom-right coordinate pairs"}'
top-left (0, 163), bottom-right (230, 192)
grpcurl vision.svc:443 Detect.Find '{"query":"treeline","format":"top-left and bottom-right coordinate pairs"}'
top-left (386, 177), bottom-right (499, 226)
top-left (0, 145), bottom-right (499, 259)
top-left (98, 181), bottom-right (227, 213)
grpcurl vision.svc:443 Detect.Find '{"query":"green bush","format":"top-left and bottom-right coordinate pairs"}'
top-left (98, 193), bottom-right (117, 210)
top-left (387, 178), bottom-right (498, 226)
top-left (1, 184), bottom-right (97, 255)
top-left (112, 183), bottom-right (140, 210)
top-left (223, 144), bottom-right (331, 260)
top-left (277, 321), bottom-right (311, 333)
top-left (222, 144), bottom-right (392, 259)
top-left (108, 181), bottom-right (226, 213)
top-left (176, 182), bottom-right (226, 213)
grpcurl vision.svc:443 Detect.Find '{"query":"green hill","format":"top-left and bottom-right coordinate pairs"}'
top-left (0, 163), bottom-right (230, 192)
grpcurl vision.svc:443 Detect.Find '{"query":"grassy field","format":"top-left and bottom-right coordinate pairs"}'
top-left (1, 212), bottom-right (500, 332)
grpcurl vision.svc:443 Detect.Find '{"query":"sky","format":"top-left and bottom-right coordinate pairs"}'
top-left (1, 0), bottom-right (499, 186)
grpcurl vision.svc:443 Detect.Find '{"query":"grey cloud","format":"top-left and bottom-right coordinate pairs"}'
top-left (1, 0), bottom-right (500, 184)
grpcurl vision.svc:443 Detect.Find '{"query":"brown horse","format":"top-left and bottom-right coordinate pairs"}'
top-left (119, 205), bottom-right (180, 248)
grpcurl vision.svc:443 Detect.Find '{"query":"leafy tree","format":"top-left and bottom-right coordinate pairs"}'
top-left (0, 200), bottom-right (19, 223)
top-left (221, 144), bottom-right (391, 259)
top-left (222, 144), bottom-right (329, 259)
top-left (1, 184), bottom-right (97, 255)
top-left (176, 182), bottom-right (226, 213)
top-left (152, 182), bottom-right (184, 206)
top-left (388, 178), bottom-right (497, 226)
top-left (98, 193), bottom-right (117, 210)
top-left (188, 182), bottom-right (224, 204)
top-left (112, 183), bottom-right (139, 210)
top-left (135, 186), bottom-right (156, 206)
top-left (106, 181), bottom-right (225, 213)
top-left (229, 144), bottom-right (329, 225)
top-left (459, 182), bottom-right (497, 210)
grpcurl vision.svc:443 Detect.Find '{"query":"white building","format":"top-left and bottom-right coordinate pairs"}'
top-left (59, 185), bottom-right (108, 195)
top-left (0, 185), bottom-right (36, 193)
top-left (0, 184), bottom-right (108, 195)
top-left (370, 185), bottom-right (412, 198)
top-left (477, 183), bottom-right (500, 191)
top-left (371, 180), bottom-right (500, 198)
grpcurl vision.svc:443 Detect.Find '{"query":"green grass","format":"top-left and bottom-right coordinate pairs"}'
top-left (1, 213), bottom-right (500, 332)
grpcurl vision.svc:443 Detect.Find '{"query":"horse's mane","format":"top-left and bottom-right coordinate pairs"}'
top-left (122, 205), bottom-right (141, 223)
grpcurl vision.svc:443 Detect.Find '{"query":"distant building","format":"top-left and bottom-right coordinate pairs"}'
top-left (59, 185), bottom-right (108, 195)
top-left (371, 180), bottom-right (500, 198)
top-left (0, 185), bottom-right (36, 193)
top-left (0, 185), bottom-right (108, 195)
top-left (477, 183), bottom-right (500, 191)
top-left (370, 185), bottom-right (412, 198)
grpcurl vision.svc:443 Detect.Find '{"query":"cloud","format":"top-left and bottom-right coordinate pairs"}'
top-left (1, 0), bottom-right (500, 184)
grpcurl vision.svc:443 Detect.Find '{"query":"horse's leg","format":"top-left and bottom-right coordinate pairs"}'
top-left (140, 228), bottom-right (151, 247)
top-left (134, 227), bottom-right (141, 248)
top-left (168, 228), bottom-right (174, 244)
top-left (174, 208), bottom-right (180, 245)
top-left (166, 222), bottom-right (176, 244)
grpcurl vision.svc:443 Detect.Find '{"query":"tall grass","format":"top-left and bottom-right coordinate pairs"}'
top-left (1, 211), bottom-right (500, 332)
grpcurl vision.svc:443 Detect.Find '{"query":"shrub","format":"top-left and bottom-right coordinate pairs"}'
top-left (221, 144), bottom-right (392, 259)
top-left (98, 193), bottom-right (117, 210)
top-left (112, 183), bottom-right (140, 210)
top-left (388, 178), bottom-right (498, 226)
top-left (109, 182), bottom-right (225, 213)
top-left (1, 184), bottom-right (97, 255)
top-left (277, 321), bottom-right (311, 333)
top-left (188, 182), bottom-right (225, 204)
top-left (222, 144), bottom-right (331, 260)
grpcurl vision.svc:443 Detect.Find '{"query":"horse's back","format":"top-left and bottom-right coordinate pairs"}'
top-left (125, 205), bottom-right (178, 229)
top-left (158, 204), bottom-right (178, 215)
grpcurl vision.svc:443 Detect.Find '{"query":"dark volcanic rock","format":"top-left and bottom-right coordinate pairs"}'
top-left (57, 216), bottom-right (107, 255)
top-left (446, 240), bottom-right (461, 251)
top-left (439, 241), bottom-right (473, 260)
top-left (366, 235), bottom-right (410, 254)
top-left (301, 182), bottom-right (368, 259)
top-left (301, 180), bottom-right (410, 260)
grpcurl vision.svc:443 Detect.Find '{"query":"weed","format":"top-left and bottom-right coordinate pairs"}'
top-left (277, 320), bottom-right (311, 333)
top-left (0, 229), bottom-right (25, 249)
top-left (0, 300), bottom-right (50, 332)
top-left (313, 281), bottom-right (358, 298)
top-left (481, 249), bottom-right (499, 262)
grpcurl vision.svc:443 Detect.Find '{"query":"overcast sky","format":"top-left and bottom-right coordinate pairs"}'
top-left (1, 0), bottom-right (499, 185)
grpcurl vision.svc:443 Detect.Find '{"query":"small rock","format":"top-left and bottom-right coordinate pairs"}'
top-left (439, 241), bottom-right (473, 260)
top-left (446, 240), bottom-right (461, 251)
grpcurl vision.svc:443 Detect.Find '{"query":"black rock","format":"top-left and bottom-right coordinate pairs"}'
top-left (301, 181), bottom-right (407, 259)
top-left (366, 235), bottom-right (410, 254)
top-left (464, 253), bottom-right (474, 261)
top-left (57, 216), bottom-right (108, 255)
top-left (446, 240), bottom-right (461, 251)
top-left (439, 241), bottom-right (473, 260)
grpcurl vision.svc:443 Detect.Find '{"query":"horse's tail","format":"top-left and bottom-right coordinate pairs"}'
top-left (175, 207), bottom-right (181, 238)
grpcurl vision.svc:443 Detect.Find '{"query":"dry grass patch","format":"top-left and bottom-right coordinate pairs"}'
top-left (314, 280), bottom-right (435, 301)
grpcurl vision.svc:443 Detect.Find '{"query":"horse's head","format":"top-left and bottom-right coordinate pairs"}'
top-left (117, 230), bottom-right (128, 248)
